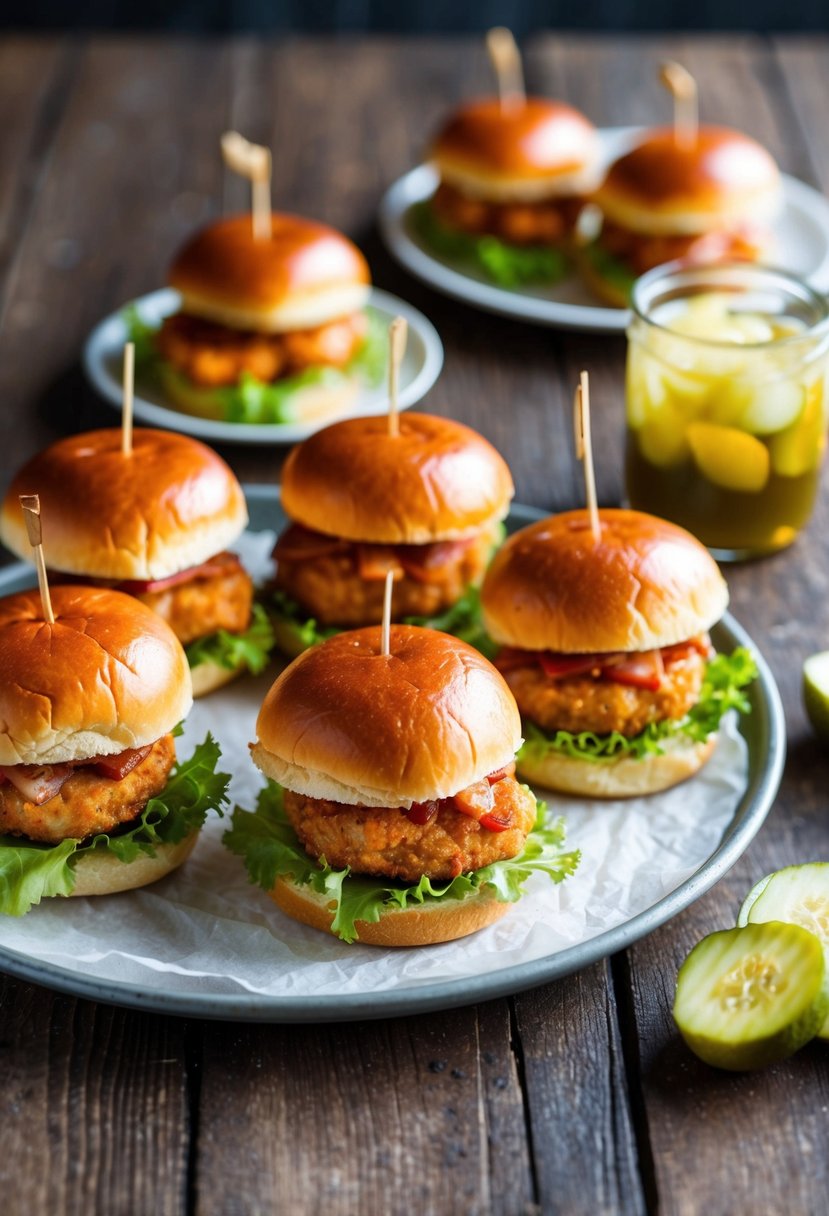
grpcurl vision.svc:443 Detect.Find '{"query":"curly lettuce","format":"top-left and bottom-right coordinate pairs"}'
top-left (122, 305), bottom-right (386, 425)
top-left (403, 586), bottom-right (499, 660)
top-left (185, 603), bottom-right (274, 675)
top-left (223, 781), bottom-right (580, 943)
top-left (267, 589), bottom-right (340, 657)
top-left (411, 201), bottom-right (569, 288)
top-left (519, 648), bottom-right (758, 766)
top-left (0, 734), bottom-right (230, 917)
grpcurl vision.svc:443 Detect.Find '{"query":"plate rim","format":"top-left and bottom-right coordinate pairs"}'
top-left (82, 287), bottom-right (444, 445)
top-left (378, 148), bottom-right (829, 334)
top-left (0, 488), bottom-right (786, 1022)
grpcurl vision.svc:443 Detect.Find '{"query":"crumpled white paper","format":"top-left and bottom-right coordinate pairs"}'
top-left (0, 530), bottom-right (749, 1003)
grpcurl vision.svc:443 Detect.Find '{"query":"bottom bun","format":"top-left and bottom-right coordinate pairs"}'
top-left (70, 831), bottom-right (199, 898)
top-left (189, 659), bottom-right (243, 698)
top-left (159, 362), bottom-right (360, 425)
top-left (271, 875), bottom-right (510, 947)
top-left (517, 735), bottom-right (717, 798)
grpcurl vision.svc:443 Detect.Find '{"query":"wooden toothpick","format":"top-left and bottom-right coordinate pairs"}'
top-left (486, 27), bottom-right (525, 113)
top-left (659, 61), bottom-right (698, 151)
top-left (573, 371), bottom-right (600, 544)
top-left (381, 569), bottom-right (394, 657)
top-left (387, 316), bottom-right (408, 439)
top-left (221, 131), bottom-right (272, 241)
top-left (20, 495), bottom-right (55, 624)
top-left (122, 341), bottom-right (135, 456)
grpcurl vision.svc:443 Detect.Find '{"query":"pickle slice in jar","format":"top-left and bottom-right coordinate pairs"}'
top-left (739, 380), bottom-right (806, 436)
top-left (638, 404), bottom-right (689, 468)
top-left (737, 864), bottom-right (829, 1040)
top-left (770, 390), bottom-right (826, 477)
top-left (673, 921), bottom-right (827, 1070)
top-left (687, 422), bottom-right (770, 492)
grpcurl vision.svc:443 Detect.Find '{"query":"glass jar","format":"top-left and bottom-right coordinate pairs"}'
top-left (625, 262), bottom-right (829, 560)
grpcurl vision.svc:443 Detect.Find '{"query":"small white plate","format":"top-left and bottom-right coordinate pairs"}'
top-left (378, 127), bottom-right (829, 334)
top-left (83, 287), bottom-right (444, 445)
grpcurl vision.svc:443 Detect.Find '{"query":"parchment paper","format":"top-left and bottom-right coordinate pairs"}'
top-left (0, 531), bottom-right (750, 1000)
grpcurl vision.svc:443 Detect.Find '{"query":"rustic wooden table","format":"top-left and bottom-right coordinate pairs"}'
top-left (1, 31), bottom-right (828, 1216)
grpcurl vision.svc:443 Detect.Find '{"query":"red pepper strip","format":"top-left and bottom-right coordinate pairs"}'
top-left (538, 653), bottom-right (604, 679)
top-left (479, 809), bottom-right (513, 832)
top-left (603, 650), bottom-right (664, 692)
top-left (118, 552), bottom-right (241, 595)
top-left (406, 800), bottom-right (439, 826)
top-left (91, 744), bottom-right (153, 780)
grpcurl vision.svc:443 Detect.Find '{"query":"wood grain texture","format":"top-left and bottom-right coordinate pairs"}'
top-left (0, 975), bottom-right (190, 1216)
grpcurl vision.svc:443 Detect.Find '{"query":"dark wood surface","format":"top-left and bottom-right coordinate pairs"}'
top-left (1, 33), bottom-right (828, 1216)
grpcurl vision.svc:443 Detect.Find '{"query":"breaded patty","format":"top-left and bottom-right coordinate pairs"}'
top-left (136, 553), bottom-right (253, 645)
top-left (274, 527), bottom-right (496, 627)
top-left (505, 649), bottom-right (706, 738)
top-left (0, 734), bottom-right (176, 844)
top-left (283, 776), bottom-right (536, 882)
top-left (432, 182), bottom-right (583, 244)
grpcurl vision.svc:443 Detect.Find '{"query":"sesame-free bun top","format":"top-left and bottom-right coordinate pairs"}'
top-left (251, 624), bottom-right (522, 808)
top-left (280, 413), bottom-right (514, 544)
top-left (430, 97), bottom-right (602, 202)
top-left (482, 508), bottom-right (728, 653)
top-left (594, 126), bottom-right (781, 236)
top-left (168, 213), bottom-right (371, 333)
top-left (0, 429), bottom-right (248, 581)
top-left (0, 585), bottom-right (192, 766)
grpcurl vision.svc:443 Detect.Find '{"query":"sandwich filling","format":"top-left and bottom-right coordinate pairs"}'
top-left (431, 182), bottom-right (585, 246)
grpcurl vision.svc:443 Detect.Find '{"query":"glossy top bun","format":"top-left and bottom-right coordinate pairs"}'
top-left (430, 97), bottom-right (601, 201)
top-left (169, 213), bottom-right (371, 332)
top-left (595, 126), bottom-right (781, 235)
top-left (252, 625), bottom-right (522, 808)
top-left (0, 586), bottom-right (192, 766)
top-left (0, 428), bottom-right (248, 580)
top-left (280, 413), bottom-right (514, 544)
top-left (482, 508), bottom-right (728, 653)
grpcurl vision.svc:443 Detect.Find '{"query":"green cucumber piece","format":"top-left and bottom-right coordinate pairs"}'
top-left (673, 921), bottom-right (827, 1070)
top-left (804, 651), bottom-right (829, 742)
top-left (738, 863), bottom-right (829, 1039)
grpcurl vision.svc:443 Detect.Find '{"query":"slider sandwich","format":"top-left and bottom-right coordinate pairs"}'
top-left (481, 508), bottom-right (757, 797)
top-left (270, 412), bottom-right (514, 655)
top-left (0, 429), bottom-right (273, 696)
top-left (225, 624), bottom-right (579, 945)
top-left (0, 584), bottom-right (229, 915)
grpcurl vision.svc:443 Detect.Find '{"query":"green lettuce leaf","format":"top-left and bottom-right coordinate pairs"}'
top-left (519, 648), bottom-right (758, 765)
top-left (185, 602), bottom-right (275, 674)
top-left (581, 241), bottom-right (637, 302)
top-left (411, 201), bottom-right (569, 288)
top-left (223, 782), bottom-right (580, 944)
top-left (267, 588), bottom-right (340, 655)
top-left (403, 585), bottom-right (499, 659)
top-left (121, 305), bottom-right (385, 425)
top-left (0, 734), bottom-right (230, 917)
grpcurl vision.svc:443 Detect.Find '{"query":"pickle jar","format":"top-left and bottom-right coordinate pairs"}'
top-left (625, 262), bottom-right (829, 559)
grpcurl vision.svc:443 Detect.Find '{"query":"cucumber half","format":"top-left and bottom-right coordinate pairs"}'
top-left (673, 921), bottom-right (827, 1070)
top-left (738, 863), bottom-right (829, 1040)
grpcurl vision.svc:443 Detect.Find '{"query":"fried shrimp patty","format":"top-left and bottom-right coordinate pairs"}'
top-left (431, 182), bottom-right (584, 245)
top-left (135, 553), bottom-right (254, 646)
top-left (283, 777), bottom-right (536, 883)
top-left (157, 311), bottom-right (368, 388)
top-left (274, 527), bottom-right (497, 626)
top-left (0, 734), bottom-right (176, 844)
top-left (505, 649), bottom-right (707, 738)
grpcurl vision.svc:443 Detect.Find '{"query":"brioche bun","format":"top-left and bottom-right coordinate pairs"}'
top-left (159, 363), bottom-right (359, 426)
top-left (0, 586), bottom-right (192, 766)
top-left (70, 831), bottom-right (199, 897)
top-left (0, 428), bottom-right (248, 581)
top-left (270, 875), bottom-right (509, 947)
top-left (280, 413), bottom-right (514, 544)
top-left (430, 97), bottom-right (601, 202)
top-left (169, 213), bottom-right (371, 333)
top-left (516, 735), bottom-right (716, 798)
top-left (594, 126), bottom-right (781, 236)
top-left (482, 508), bottom-right (728, 654)
top-left (251, 625), bottom-right (521, 808)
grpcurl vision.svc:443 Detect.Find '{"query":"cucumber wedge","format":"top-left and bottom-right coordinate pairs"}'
top-left (673, 921), bottom-right (827, 1070)
top-left (738, 863), bottom-right (829, 1040)
top-left (804, 652), bottom-right (829, 742)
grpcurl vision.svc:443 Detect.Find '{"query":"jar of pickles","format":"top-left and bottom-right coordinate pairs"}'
top-left (625, 263), bottom-right (829, 559)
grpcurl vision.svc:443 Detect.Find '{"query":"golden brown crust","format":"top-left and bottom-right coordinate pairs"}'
top-left (431, 97), bottom-right (598, 182)
top-left (0, 735), bottom-right (176, 843)
top-left (0, 428), bottom-right (248, 581)
top-left (135, 554), bottom-right (253, 646)
top-left (270, 876), bottom-right (511, 946)
top-left (252, 625), bottom-right (522, 807)
top-left (70, 831), bottom-right (199, 898)
top-left (169, 213), bottom-right (370, 331)
top-left (516, 736), bottom-right (717, 798)
top-left (595, 126), bottom-right (781, 235)
top-left (482, 508), bottom-right (728, 654)
top-left (282, 778), bottom-right (536, 883)
top-left (0, 586), bottom-right (192, 766)
top-left (280, 413), bottom-right (514, 544)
